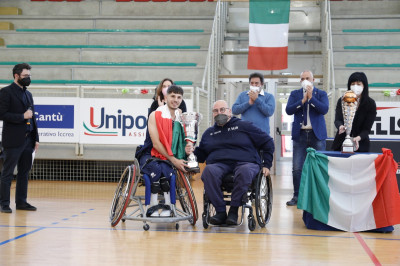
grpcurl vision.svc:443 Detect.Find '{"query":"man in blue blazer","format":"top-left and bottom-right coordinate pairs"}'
top-left (0, 63), bottom-right (39, 213)
top-left (285, 70), bottom-right (329, 206)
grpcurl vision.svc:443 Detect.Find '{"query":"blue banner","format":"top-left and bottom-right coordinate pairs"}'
top-left (35, 105), bottom-right (74, 129)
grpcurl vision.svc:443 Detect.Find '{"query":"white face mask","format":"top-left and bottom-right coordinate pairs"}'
top-left (301, 80), bottom-right (313, 92)
top-left (351, 85), bottom-right (363, 96)
top-left (249, 86), bottom-right (260, 93)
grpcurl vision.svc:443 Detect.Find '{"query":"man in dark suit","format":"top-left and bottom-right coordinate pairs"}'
top-left (285, 70), bottom-right (329, 206)
top-left (0, 63), bottom-right (39, 213)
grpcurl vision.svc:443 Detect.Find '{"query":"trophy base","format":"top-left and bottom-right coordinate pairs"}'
top-left (342, 135), bottom-right (354, 153)
top-left (341, 146), bottom-right (355, 153)
top-left (185, 166), bottom-right (200, 173)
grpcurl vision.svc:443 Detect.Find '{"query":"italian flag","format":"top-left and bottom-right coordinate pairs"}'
top-left (248, 0), bottom-right (290, 70)
top-left (151, 105), bottom-right (186, 160)
top-left (298, 148), bottom-right (400, 232)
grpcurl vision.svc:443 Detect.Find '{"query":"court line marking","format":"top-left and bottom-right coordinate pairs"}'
top-left (1, 223), bottom-right (400, 241)
top-left (0, 227), bottom-right (46, 246)
top-left (0, 208), bottom-right (95, 246)
top-left (354, 232), bottom-right (382, 266)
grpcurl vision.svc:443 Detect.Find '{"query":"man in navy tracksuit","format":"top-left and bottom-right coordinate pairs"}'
top-left (193, 100), bottom-right (274, 225)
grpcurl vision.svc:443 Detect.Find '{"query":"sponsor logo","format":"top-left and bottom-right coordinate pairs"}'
top-left (35, 105), bottom-right (74, 129)
top-left (371, 106), bottom-right (400, 138)
top-left (84, 107), bottom-right (147, 137)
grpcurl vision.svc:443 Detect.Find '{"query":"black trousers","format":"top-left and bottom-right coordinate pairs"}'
top-left (0, 135), bottom-right (33, 207)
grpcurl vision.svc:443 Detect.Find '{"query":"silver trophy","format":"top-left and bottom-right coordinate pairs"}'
top-left (180, 112), bottom-right (202, 173)
top-left (341, 90), bottom-right (358, 153)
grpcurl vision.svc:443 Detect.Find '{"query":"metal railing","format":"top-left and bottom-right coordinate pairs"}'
top-left (322, 0), bottom-right (336, 137)
top-left (200, 0), bottom-right (227, 129)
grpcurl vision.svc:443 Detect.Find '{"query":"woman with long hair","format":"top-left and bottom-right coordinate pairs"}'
top-left (148, 78), bottom-right (187, 116)
top-left (331, 72), bottom-right (377, 152)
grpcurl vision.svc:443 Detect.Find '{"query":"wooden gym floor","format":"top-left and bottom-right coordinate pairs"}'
top-left (1, 161), bottom-right (399, 265)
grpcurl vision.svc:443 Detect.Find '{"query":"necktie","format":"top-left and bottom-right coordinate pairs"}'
top-left (303, 102), bottom-right (308, 126)
top-left (22, 90), bottom-right (33, 132)
top-left (22, 89), bottom-right (29, 108)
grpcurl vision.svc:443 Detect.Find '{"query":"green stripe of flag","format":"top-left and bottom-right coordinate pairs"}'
top-left (250, 0), bottom-right (290, 25)
top-left (298, 148), bottom-right (331, 224)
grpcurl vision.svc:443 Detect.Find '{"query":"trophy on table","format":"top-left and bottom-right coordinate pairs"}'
top-left (341, 90), bottom-right (358, 153)
top-left (180, 112), bottom-right (202, 173)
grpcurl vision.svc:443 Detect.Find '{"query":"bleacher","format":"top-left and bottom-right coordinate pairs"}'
top-left (0, 0), bottom-right (216, 169)
top-left (330, 0), bottom-right (400, 90)
top-left (0, 0), bottom-right (214, 87)
top-left (0, 0), bottom-right (398, 179)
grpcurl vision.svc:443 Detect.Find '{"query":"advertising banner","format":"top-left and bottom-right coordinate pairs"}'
top-left (79, 98), bottom-right (152, 145)
top-left (0, 97), bottom-right (193, 145)
top-left (32, 97), bottom-right (79, 143)
top-left (370, 102), bottom-right (400, 140)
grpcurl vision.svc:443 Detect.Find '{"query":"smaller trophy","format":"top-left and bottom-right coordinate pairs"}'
top-left (180, 112), bottom-right (202, 173)
top-left (341, 90), bottom-right (358, 153)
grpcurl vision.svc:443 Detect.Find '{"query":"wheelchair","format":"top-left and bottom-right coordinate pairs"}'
top-left (202, 169), bottom-right (273, 231)
top-left (109, 157), bottom-right (198, 231)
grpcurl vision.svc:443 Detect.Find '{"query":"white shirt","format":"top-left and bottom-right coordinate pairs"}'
top-left (301, 89), bottom-right (313, 129)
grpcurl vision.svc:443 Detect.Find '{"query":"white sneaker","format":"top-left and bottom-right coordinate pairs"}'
top-left (159, 205), bottom-right (171, 217)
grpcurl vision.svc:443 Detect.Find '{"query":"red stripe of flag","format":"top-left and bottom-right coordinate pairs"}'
top-left (248, 46), bottom-right (288, 70)
top-left (372, 148), bottom-right (400, 228)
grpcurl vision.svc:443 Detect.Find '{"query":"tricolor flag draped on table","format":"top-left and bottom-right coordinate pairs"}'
top-left (248, 0), bottom-right (290, 70)
top-left (151, 104), bottom-right (186, 160)
top-left (298, 148), bottom-right (400, 232)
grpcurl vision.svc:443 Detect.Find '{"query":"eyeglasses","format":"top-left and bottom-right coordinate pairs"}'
top-left (212, 107), bottom-right (229, 114)
top-left (20, 74), bottom-right (32, 78)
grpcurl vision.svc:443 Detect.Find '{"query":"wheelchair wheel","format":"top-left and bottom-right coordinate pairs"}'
top-left (109, 164), bottom-right (136, 227)
top-left (202, 192), bottom-right (210, 229)
top-left (202, 191), bottom-right (216, 229)
top-left (176, 170), bottom-right (198, 225)
top-left (133, 158), bottom-right (140, 177)
top-left (202, 215), bottom-right (209, 229)
top-left (255, 173), bottom-right (273, 228)
top-left (248, 215), bottom-right (256, 231)
top-left (131, 158), bottom-right (141, 195)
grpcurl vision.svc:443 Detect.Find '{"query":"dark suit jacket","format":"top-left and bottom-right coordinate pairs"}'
top-left (331, 96), bottom-right (376, 152)
top-left (0, 82), bottom-right (39, 149)
top-left (285, 87), bottom-right (329, 141)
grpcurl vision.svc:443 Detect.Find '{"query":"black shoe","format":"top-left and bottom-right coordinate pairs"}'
top-left (209, 212), bottom-right (227, 225)
top-left (16, 203), bottom-right (37, 211)
top-left (286, 197), bottom-right (298, 206)
top-left (1, 205), bottom-right (12, 213)
top-left (146, 205), bottom-right (160, 217)
top-left (226, 206), bottom-right (239, 225)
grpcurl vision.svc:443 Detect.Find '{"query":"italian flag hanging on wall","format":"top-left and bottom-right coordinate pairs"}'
top-left (248, 0), bottom-right (290, 70)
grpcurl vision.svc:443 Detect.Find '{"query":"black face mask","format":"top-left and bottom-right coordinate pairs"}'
top-left (19, 77), bottom-right (31, 87)
top-left (215, 114), bottom-right (229, 126)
